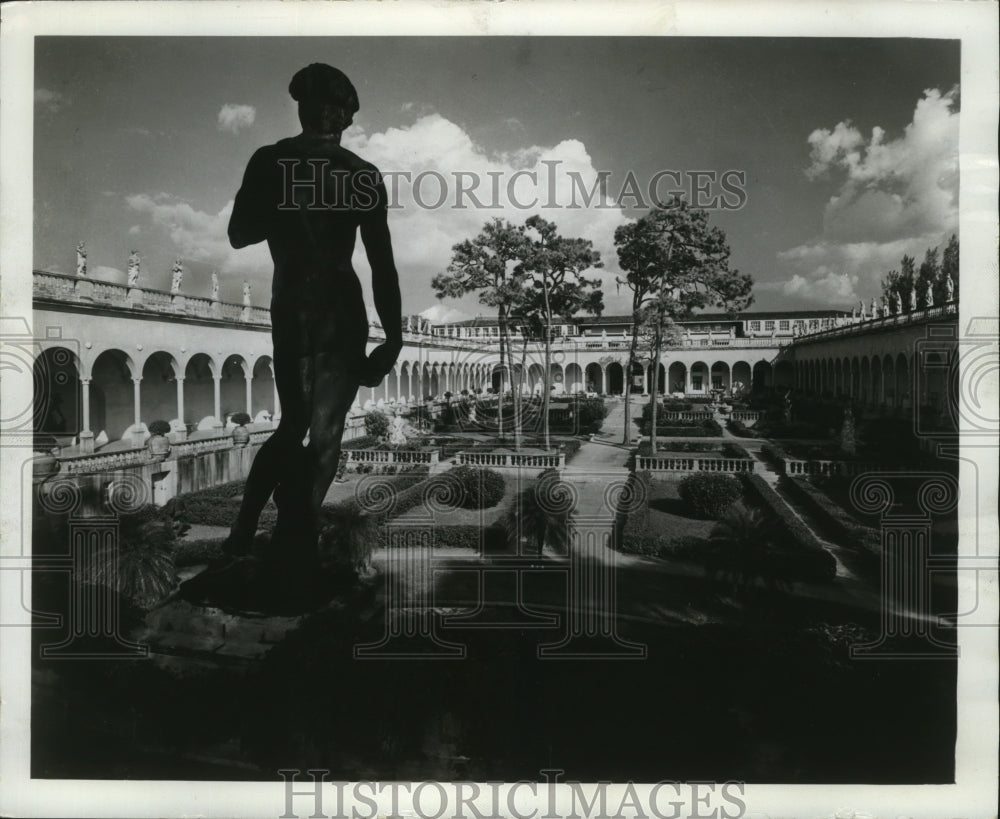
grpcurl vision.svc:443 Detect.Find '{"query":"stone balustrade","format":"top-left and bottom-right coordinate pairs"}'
top-left (730, 410), bottom-right (761, 423)
top-left (660, 411), bottom-right (714, 421)
top-left (457, 450), bottom-right (565, 470)
top-left (782, 459), bottom-right (884, 477)
top-left (343, 448), bottom-right (440, 466)
top-left (637, 456), bottom-right (755, 473)
top-left (58, 446), bottom-right (151, 475)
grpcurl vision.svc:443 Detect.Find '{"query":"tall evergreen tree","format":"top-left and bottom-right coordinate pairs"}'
top-left (613, 196), bottom-right (753, 448)
top-left (432, 219), bottom-right (530, 446)
top-left (516, 216), bottom-right (604, 450)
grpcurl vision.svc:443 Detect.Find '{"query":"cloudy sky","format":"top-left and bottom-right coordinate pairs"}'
top-left (34, 36), bottom-right (959, 320)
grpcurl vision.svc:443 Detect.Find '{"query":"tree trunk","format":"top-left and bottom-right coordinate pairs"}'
top-left (649, 333), bottom-right (662, 455)
top-left (497, 309), bottom-right (507, 440)
top-left (622, 302), bottom-right (642, 446)
top-left (542, 332), bottom-right (552, 451)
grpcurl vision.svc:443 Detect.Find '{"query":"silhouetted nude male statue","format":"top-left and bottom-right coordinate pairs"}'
top-left (224, 64), bottom-right (402, 568)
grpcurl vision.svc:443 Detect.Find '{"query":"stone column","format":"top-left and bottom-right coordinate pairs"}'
top-left (395, 370), bottom-right (401, 401)
top-left (245, 371), bottom-right (253, 417)
top-left (684, 366), bottom-right (692, 395)
top-left (176, 376), bottom-right (185, 428)
top-left (131, 378), bottom-right (142, 426)
top-left (212, 375), bottom-right (223, 428)
top-left (600, 365), bottom-right (607, 395)
top-left (79, 377), bottom-right (94, 453)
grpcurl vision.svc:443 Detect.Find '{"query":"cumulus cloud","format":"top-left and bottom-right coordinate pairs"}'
top-left (344, 112), bottom-right (632, 313)
top-left (419, 304), bottom-right (471, 324)
top-left (779, 88), bottom-right (959, 305)
top-left (125, 192), bottom-right (272, 295)
top-left (128, 225), bottom-right (142, 236)
top-left (35, 88), bottom-right (66, 113)
top-left (217, 103), bottom-right (256, 135)
top-left (126, 112), bottom-right (633, 313)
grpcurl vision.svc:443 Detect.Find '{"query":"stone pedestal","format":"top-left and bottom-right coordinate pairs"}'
top-left (211, 300), bottom-right (222, 319)
top-left (172, 294), bottom-right (186, 312)
top-left (78, 430), bottom-right (95, 453)
top-left (127, 287), bottom-right (143, 306)
top-left (75, 279), bottom-right (94, 301)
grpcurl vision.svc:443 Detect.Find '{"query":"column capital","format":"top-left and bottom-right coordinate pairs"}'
top-left (79, 376), bottom-right (92, 386)
top-left (132, 376), bottom-right (142, 385)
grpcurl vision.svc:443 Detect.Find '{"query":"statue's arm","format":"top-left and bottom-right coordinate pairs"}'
top-left (229, 148), bottom-right (273, 249)
top-left (360, 179), bottom-right (403, 345)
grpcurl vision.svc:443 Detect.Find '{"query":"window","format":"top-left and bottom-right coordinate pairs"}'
top-left (764, 320), bottom-right (775, 331)
top-left (779, 320), bottom-right (790, 330)
top-left (692, 376), bottom-right (703, 391)
top-left (749, 320), bottom-right (761, 331)
top-left (700, 339), bottom-right (709, 346)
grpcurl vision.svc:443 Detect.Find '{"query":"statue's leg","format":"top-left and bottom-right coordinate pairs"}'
top-left (305, 351), bottom-right (360, 523)
top-left (226, 355), bottom-right (312, 555)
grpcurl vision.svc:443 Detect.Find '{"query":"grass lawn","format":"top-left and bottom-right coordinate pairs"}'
top-left (631, 476), bottom-right (717, 542)
top-left (389, 470), bottom-right (532, 528)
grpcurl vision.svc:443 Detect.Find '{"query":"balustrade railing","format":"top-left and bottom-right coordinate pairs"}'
top-left (343, 448), bottom-right (439, 466)
top-left (637, 456), bottom-right (755, 473)
top-left (456, 450), bottom-right (565, 469)
top-left (730, 410), bottom-right (761, 423)
top-left (59, 446), bottom-right (151, 474)
top-left (660, 411), bottom-right (714, 421)
top-left (782, 459), bottom-right (884, 477)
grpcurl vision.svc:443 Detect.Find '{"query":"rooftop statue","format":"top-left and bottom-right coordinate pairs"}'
top-left (76, 242), bottom-right (87, 277)
top-left (127, 250), bottom-right (140, 287)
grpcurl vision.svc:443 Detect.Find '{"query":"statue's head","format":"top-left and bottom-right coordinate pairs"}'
top-left (289, 63), bottom-right (359, 135)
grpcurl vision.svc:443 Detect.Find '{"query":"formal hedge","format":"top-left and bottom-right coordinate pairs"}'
top-left (677, 473), bottom-right (742, 519)
top-left (720, 442), bottom-right (751, 460)
top-left (726, 418), bottom-right (758, 438)
top-left (449, 465), bottom-right (506, 509)
top-left (779, 476), bottom-right (882, 559)
top-left (737, 473), bottom-right (837, 582)
top-left (645, 420), bottom-right (723, 438)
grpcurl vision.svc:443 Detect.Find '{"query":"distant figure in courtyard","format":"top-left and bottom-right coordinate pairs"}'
top-left (224, 63), bottom-right (402, 566)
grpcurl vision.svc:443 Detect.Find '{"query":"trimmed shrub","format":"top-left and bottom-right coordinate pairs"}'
top-left (726, 418), bottom-right (757, 438)
top-left (449, 465), bottom-right (506, 510)
top-left (148, 419), bottom-right (171, 435)
top-left (230, 412), bottom-right (251, 426)
top-left (364, 409), bottom-right (391, 439)
top-left (720, 442), bottom-right (751, 460)
top-left (677, 473), bottom-right (742, 519)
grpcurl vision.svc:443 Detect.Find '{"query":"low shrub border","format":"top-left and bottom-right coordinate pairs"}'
top-left (678, 473), bottom-right (742, 519)
top-left (726, 418), bottom-right (758, 438)
top-left (779, 476), bottom-right (881, 558)
top-left (738, 473), bottom-right (837, 582)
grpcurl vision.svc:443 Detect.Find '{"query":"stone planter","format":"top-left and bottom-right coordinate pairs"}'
top-left (232, 425), bottom-right (250, 447)
top-left (148, 433), bottom-right (171, 459)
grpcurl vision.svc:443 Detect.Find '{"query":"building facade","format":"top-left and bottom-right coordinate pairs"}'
top-left (31, 265), bottom-right (958, 456)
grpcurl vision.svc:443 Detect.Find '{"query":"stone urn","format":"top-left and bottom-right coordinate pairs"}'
top-left (231, 413), bottom-right (251, 447)
top-left (147, 421), bottom-right (172, 458)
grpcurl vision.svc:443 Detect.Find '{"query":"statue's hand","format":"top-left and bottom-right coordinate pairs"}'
top-left (359, 340), bottom-right (402, 388)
